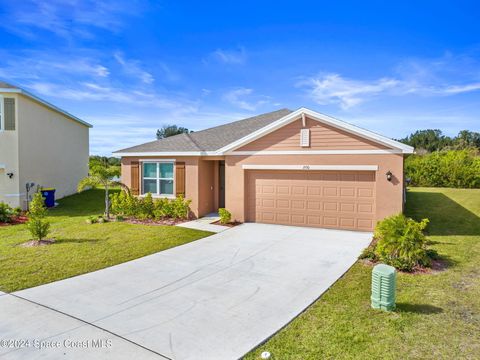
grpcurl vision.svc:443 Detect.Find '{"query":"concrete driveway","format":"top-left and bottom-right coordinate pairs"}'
top-left (4, 223), bottom-right (371, 360)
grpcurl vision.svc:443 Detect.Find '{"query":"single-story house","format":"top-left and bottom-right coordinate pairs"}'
top-left (114, 108), bottom-right (413, 231)
top-left (0, 81), bottom-right (92, 209)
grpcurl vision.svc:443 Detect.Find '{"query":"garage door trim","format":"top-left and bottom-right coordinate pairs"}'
top-left (242, 164), bottom-right (379, 171)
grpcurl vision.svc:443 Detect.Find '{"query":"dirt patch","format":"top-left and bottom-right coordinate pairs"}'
top-left (212, 220), bottom-right (242, 227)
top-left (124, 218), bottom-right (188, 226)
top-left (20, 239), bottom-right (55, 247)
top-left (0, 216), bottom-right (28, 226)
top-left (359, 258), bottom-right (448, 275)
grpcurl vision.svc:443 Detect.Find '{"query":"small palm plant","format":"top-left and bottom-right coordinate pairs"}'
top-left (77, 158), bottom-right (127, 219)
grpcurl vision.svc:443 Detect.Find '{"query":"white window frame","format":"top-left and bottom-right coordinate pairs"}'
top-left (0, 95), bottom-right (4, 131)
top-left (141, 160), bottom-right (176, 198)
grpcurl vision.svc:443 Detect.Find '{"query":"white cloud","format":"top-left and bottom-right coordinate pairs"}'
top-left (26, 81), bottom-right (192, 110)
top-left (0, 0), bottom-right (146, 39)
top-left (0, 53), bottom-right (109, 80)
top-left (114, 52), bottom-right (154, 84)
top-left (223, 88), bottom-right (270, 111)
top-left (298, 74), bottom-right (399, 109)
top-left (300, 67), bottom-right (480, 109)
top-left (208, 47), bottom-right (247, 65)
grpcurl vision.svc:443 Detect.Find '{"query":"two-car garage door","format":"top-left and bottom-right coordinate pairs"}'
top-left (246, 170), bottom-right (376, 231)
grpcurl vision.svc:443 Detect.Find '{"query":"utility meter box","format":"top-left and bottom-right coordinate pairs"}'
top-left (371, 264), bottom-right (396, 311)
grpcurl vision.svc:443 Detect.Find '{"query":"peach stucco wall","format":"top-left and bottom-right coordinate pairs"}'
top-left (238, 117), bottom-right (388, 151)
top-left (121, 156), bottom-right (219, 218)
top-left (224, 154), bottom-right (404, 224)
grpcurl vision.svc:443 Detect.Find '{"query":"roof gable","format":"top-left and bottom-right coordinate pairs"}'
top-left (221, 108), bottom-right (413, 154)
top-left (237, 116), bottom-right (389, 151)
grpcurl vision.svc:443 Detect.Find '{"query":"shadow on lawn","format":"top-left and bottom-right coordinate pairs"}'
top-left (405, 191), bottom-right (480, 236)
top-left (53, 238), bottom-right (103, 245)
top-left (47, 188), bottom-right (120, 218)
top-left (396, 302), bottom-right (443, 314)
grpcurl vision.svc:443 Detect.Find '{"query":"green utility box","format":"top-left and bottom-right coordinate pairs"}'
top-left (371, 264), bottom-right (396, 311)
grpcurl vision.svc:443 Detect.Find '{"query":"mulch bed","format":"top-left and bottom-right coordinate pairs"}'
top-left (124, 218), bottom-right (188, 226)
top-left (20, 239), bottom-right (55, 247)
top-left (359, 258), bottom-right (448, 275)
top-left (212, 220), bottom-right (243, 227)
top-left (0, 216), bottom-right (28, 227)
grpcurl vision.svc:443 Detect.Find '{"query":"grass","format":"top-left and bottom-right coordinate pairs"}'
top-left (246, 187), bottom-right (480, 360)
top-left (0, 189), bottom-right (212, 292)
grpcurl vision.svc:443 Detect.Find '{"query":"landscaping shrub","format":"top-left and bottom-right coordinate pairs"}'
top-left (171, 195), bottom-right (191, 219)
top-left (405, 149), bottom-right (480, 188)
top-left (86, 216), bottom-right (98, 224)
top-left (0, 202), bottom-right (15, 223)
top-left (110, 191), bottom-right (191, 221)
top-left (153, 197), bottom-right (173, 218)
top-left (367, 214), bottom-right (430, 271)
top-left (26, 218), bottom-right (51, 240)
top-left (139, 193), bottom-right (155, 219)
top-left (218, 208), bottom-right (232, 224)
top-left (27, 193), bottom-right (51, 241)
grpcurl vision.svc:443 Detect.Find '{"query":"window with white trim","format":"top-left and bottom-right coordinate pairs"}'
top-left (142, 162), bottom-right (174, 196)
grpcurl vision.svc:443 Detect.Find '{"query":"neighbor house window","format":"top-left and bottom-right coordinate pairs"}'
top-left (142, 162), bottom-right (174, 196)
top-left (0, 95), bottom-right (3, 130)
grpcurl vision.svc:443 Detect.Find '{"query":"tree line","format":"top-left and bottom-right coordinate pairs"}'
top-left (398, 129), bottom-right (480, 153)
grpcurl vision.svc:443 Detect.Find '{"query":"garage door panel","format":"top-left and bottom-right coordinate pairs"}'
top-left (276, 199), bottom-right (290, 208)
top-left (291, 200), bottom-right (306, 209)
top-left (340, 187), bottom-right (355, 197)
top-left (323, 187), bottom-right (338, 196)
top-left (340, 202), bottom-right (355, 212)
top-left (291, 214), bottom-right (306, 225)
top-left (357, 219), bottom-right (374, 230)
top-left (307, 200), bottom-right (321, 210)
top-left (247, 170), bottom-right (376, 231)
top-left (323, 202), bottom-right (338, 211)
top-left (340, 218), bottom-right (355, 227)
top-left (307, 186), bottom-right (321, 195)
top-left (357, 188), bottom-right (374, 197)
top-left (276, 213), bottom-right (290, 222)
top-left (358, 203), bottom-right (374, 214)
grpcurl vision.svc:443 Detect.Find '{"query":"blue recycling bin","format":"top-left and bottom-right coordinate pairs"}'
top-left (42, 188), bottom-right (56, 208)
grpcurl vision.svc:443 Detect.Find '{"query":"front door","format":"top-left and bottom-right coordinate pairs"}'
top-left (219, 161), bottom-right (225, 208)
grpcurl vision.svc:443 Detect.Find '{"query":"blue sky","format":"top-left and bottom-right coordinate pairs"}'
top-left (0, 0), bottom-right (479, 155)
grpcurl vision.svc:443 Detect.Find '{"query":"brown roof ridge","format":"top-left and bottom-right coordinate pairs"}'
top-left (184, 132), bottom-right (203, 151)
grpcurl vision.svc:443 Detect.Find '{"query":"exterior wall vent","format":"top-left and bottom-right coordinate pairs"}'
top-left (300, 128), bottom-right (310, 147)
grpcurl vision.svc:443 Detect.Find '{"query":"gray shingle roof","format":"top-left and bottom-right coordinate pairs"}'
top-left (0, 81), bottom-right (19, 89)
top-left (116, 108), bottom-right (292, 153)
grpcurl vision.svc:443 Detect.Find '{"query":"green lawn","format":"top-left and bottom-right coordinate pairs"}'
top-left (0, 189), bottom-right (212, 292)
top-left (247, 188), bottom-right (480, 359)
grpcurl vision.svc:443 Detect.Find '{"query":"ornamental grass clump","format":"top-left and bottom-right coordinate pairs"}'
top-left (361, 213), bottom-right (431, 272)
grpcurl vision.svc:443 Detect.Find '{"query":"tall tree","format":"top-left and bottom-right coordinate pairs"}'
top-left (156, 125), bottom-right (191, 139)
top-left (453, 130), bottom-right (480, 149)
top-left (398, 129), bottom-right (452, 152)
top-left (77, 159), bottom-right (127, 219)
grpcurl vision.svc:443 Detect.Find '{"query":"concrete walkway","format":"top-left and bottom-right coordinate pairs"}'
top-left (176, 212), bottom-right (229, 233)
top-left (6, 223), bottom-right (372, 360)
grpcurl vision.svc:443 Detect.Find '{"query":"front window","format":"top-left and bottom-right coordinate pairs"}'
top-left (142, 162), bottom-right (174, 196)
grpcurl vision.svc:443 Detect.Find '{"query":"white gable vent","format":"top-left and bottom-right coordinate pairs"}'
top-left (300, 128), bottom-right (310, 147)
